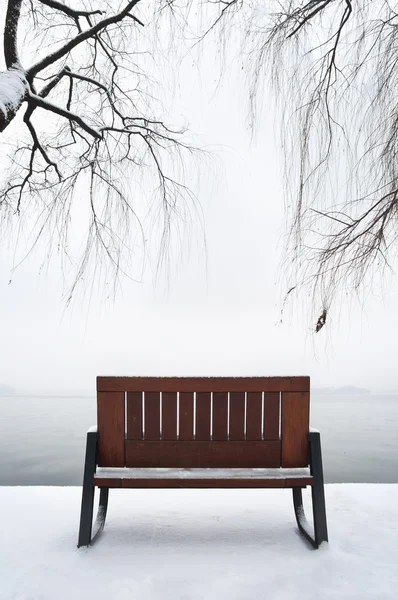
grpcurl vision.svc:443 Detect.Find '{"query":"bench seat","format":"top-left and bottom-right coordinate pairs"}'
top-left (94, 467), bottom-right (314, 488)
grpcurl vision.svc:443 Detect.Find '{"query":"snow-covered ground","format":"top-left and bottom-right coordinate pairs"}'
top-left (1, 484), bottom-right (397, 599)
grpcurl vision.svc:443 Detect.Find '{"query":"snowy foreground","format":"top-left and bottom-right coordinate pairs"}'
top-left (1, 485), bottom-right (397, 600)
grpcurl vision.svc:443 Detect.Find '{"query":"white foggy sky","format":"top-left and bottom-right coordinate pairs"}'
top-left (1, 12), bottom-right (398, 394)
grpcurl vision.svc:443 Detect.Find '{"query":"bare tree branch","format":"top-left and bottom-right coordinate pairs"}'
top-left (203, 0), bottom-right (398, 325)
top-left (29, 92), bottom-right (102, 138)
top-left (35, 0), bottom-right (103, 21)
top-left (4, 0), bottom-right (23, 67)
top-left (28, 0), bottom-right (142, 79)
top-left (0, 0), bottom-right (202, 301)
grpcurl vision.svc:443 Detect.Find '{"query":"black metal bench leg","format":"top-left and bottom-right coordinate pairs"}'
top-left (78, 431), bottom-right (109, 548)
top-left (293, 431), bottom-right (328, 549)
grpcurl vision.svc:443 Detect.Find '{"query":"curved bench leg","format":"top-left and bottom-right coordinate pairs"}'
top-left (90, 488), bottom-right (109, 544)
top-left (293, 431), bottom-right (328, 549)
top-left (293, 487), bottom-right (318, 548)
top-left (77, 431), bottom-right (109, 547)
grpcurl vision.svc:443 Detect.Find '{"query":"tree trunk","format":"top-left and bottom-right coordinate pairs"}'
top-left (4, 0), bottom-right (23, 68)
top-left (0, 0), bottom-right (27, 132)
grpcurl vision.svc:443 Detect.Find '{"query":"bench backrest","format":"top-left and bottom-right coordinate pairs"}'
top-left (96, 376), bottom-right (310, 469)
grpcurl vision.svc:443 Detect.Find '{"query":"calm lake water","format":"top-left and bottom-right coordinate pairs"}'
top-left (0, 394), bottom-right (397, 485)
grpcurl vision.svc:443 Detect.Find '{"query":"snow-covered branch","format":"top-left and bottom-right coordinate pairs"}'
top-left (28, 0), bottom-right (142, 79)
top-left (0, 68), bottom-right (29, 132)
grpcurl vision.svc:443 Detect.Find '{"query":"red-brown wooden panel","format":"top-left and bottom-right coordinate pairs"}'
top-left (196, 392), bottom-right (211, 440)
top-left (144, 391), bottom-right (161, 441)
top-left (162, 391), bottom-right (177, 440)
top-left (93, 478), bottom-right (122, 488)
top-left (126, 391), bottom-right (142, 440)
top-left (229, 392), bottom-right (245, 441)
top-left (97, 391), bottom-right (125, 467)
top-left (212, 392), bottom-right (228, 440)
top-left (121, 478), bottom-right (297, 489)
top-left (264, 392), bottom-right (280, 440)
top-left (125, 440), bottom-right (281, 468)
top-left (179, 392), bottom-right (194, 440)
top-left (246, 392), bottom-right (263, 441)
top-left (281, 391), bottom-right (310, 467)
top-left (284, 477), bottom-right (314, 488)
top-left (94, 475), bottom-right (313, 489)
top-left (97, 376), bottom-right (310, 393)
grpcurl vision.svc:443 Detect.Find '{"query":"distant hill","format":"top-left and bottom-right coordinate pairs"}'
top-left (313, 386), bottom-right (370, 395)
top-left (0, 384), bottom-right (15, 396)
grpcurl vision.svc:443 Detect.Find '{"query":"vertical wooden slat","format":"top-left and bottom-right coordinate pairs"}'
top-left (213, 392), bottom-right (228, 440)
top-left (179, 392), bottom-right (194, 440)
top-left (281, 391), bottom-right (310, 467)
top-left (246, 391), bottom-right (262, 441)
top-left (264, 392), bottom-right (280, 440)
top-left (196, 392), bottom-right (211, 440)
top-left (162, 391), bottom-right (177, 440)
top-left (97, 391), bottom-right (125, 466)
top-left (229, 392), bottom-right (245, 440)
top-left (144, 391), bottom-right (161, 441)
top-left (127, 391), bottom-right (142, 440)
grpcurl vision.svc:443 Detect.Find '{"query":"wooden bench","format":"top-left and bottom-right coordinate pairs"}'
top-left (78, 376), bottom-right (328, 548)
